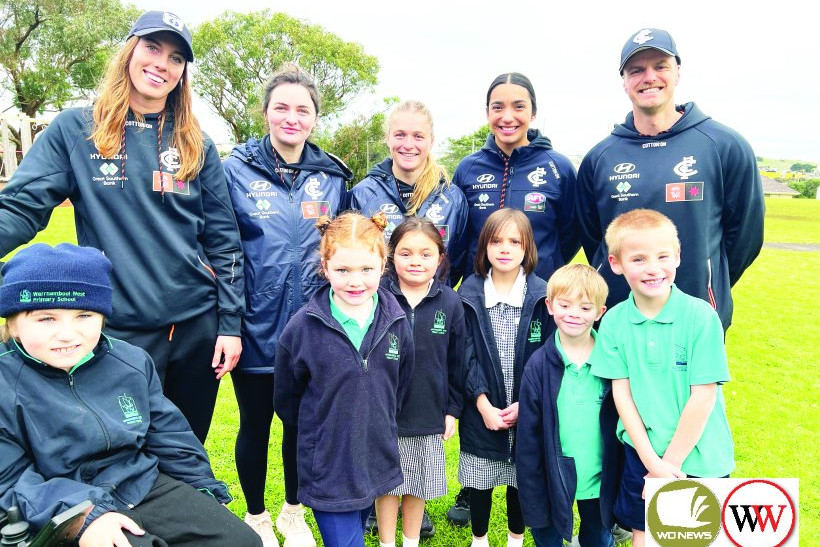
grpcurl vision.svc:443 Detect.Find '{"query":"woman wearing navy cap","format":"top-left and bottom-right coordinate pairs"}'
top-left (0, 11), bottom-right (245, 445)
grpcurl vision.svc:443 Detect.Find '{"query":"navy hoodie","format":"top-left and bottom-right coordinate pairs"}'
top-left (0, 337), bottom-right (229, 533)
top-left (457, 272), bottom-right (550, 462)
top-left (274, 285), bottom-right (414, 511)
top-left (223, 136), bottom-right (351, 373)
top-left (0, 107), bottom-right (245, 334)
top-left (516, 334), bottom-right (622, 539)
top-left (577, 102), bottom-right (764, 329)
top-left (452, 130), bottom-right (580, 282)
top-left (382, 277), bottom-right (466, 435)
top-left (350, 158), bottom-right (468, 280)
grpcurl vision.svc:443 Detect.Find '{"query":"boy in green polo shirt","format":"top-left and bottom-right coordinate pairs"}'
top-left (590, 209), bottom-right (734, 547)
top-left (517, 264), bottom-right (622, 547)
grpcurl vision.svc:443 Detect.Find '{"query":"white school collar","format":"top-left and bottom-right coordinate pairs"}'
top-left (484, 267), bottom-right (526, 308)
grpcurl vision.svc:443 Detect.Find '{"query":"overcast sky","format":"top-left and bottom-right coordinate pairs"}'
top-left (134, 0), bottom-right (819, 163)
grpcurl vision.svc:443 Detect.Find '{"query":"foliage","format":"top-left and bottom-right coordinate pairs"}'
top-left (312, 97), bottom-right (396, 185)
top-left (192, 10), bottom-right (379, 143)
top-left (786, 178), bottom-right (820, 199)
top-left (789, 162), bottom-right (816, 172)
top-left (0, 0), bottom-right (138, 119)
top-left (439, 124), bottom-right (491, 175)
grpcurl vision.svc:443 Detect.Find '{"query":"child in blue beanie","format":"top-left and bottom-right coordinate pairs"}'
top-left (0, 243), bottom-right (261, 547)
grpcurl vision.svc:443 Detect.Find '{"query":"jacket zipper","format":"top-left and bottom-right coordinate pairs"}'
top-left (307, 311), bottom-right (403, 372)
top-left (68, 374), bottom-right (111, 452)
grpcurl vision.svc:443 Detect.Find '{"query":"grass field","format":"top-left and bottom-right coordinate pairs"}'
top-left (2, 198), bottom-right (818, 546)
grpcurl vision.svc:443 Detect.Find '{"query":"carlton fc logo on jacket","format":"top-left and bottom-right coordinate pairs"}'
top-left (666, 156), bottom-right (704, 202)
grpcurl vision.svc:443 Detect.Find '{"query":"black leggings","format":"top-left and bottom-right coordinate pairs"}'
top-left (233, 372), bottom-right (299, 514)
top-left (468, 486), bottom-right (525, 537)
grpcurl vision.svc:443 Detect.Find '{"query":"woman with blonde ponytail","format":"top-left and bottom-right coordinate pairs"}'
top-left (349, 100), bottom-right (467, 288)
top-left (0, 11), bottom-right (245, 445)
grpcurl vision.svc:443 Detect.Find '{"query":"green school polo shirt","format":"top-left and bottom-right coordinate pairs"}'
top-left (329, 290), bottom-right (378, 351)
top-left (590, 285), bottom-right (735, 477)
top-left (555, 330), bottom-right (605, 500)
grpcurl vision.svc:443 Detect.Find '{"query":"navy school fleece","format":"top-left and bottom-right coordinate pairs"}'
top-left (273, 285), bottom-right (414, 512)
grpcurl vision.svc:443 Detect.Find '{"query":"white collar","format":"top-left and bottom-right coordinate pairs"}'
top-left (484, 267), bottom-right (526, 308)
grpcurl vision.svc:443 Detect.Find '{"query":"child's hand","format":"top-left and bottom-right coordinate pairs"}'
top-left (476, 395), bottom-right (509, 431)
top-left (443, 414), bottom-right (456, 440)
top-left (499, 402), bottom-right (519, 426)
top-left (641, 459), bottom-right (686, 499)
top-left (79, 511), bottom-right (144, 547)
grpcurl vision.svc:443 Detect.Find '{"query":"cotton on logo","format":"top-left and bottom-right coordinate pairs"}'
top-left (722, 480), bottom-right (796, 547)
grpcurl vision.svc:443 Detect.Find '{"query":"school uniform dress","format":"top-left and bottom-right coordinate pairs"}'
top-left (381, 277), bottom-right (466, 499)
top-left (458, 269), bottom-right (547, 490)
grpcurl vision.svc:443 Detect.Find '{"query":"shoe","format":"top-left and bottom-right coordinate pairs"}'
top-left (420, 509), bottom-right (436, 538)
top-left (446, 487), bottom-right (470, 526)
top-left (364, 504), bottom-right (378, 534)
top-left (611, 524), bottom-right (632, 544)
top-left (244, 511), bottom-right (280, 547)
top-left (275, 504), bottom-right (316, 547)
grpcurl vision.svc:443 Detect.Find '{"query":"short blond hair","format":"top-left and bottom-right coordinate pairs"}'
top-left (605, 209), bottom-right (680, 259)
top-left (547, 264), bottom-right (608, 309)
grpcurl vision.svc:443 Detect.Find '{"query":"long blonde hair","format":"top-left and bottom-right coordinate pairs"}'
top-left (90, 36), bottom-right (204, 182)
top-left (386, 100), bottom-right (449, 216)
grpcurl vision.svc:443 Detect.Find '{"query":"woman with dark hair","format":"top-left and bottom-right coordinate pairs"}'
top-left (0, 11), bottom-right (245, 445)
top-left (222, 64), bottom-right (352, 547)
top-left (452, 72), bottom-right (579, 283)
top-left (447, 72), bottom-right (580, 530)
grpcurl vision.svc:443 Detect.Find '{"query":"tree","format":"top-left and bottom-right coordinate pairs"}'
top-left (790, 162), bottom-right (816, 173)
top-left (0, 0), bottom-right (138, 128)
top-left (192, 10), bottom-right (379, 143)
top-left (787, 178), bottom-right (820, 199)
top-left (312, 98), bottom-right (396, 185)
top-left (439, 125), bottom-right (491, 176)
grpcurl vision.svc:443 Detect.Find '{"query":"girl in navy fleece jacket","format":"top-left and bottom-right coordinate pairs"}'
top-left (374, 218), bottom-right (466, 547)
top-left (274, 212), bottom-right (414, 547)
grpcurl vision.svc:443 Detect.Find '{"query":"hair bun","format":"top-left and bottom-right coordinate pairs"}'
top-left (315, 215), bottom-right (333, 235)
top-left (371, 212), bottom-right (388, 232)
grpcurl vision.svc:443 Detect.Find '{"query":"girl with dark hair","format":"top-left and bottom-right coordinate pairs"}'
top-left (0, 11), bottom-right (245, 446)
top-left (374, 218), bottom-right (466, 547)
top-left (222, 64), bottom-right (352, 547)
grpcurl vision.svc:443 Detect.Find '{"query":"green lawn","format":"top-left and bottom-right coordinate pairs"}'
top-left (2, 198), bottom-right (818, 546)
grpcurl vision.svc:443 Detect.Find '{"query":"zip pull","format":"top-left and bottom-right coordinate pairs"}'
top-left (69, 375), bottom-right (74, 387)
top-left (362, 358), bottom-right (368, 371)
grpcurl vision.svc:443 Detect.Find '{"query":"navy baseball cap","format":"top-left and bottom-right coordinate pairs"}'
top-left (128, 11), bottom-right (194, 62)
top-left (619, 28), bottom-right (680, 74)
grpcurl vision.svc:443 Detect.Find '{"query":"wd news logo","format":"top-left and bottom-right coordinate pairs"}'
top-left (645, 479), bottom-right (798, 547)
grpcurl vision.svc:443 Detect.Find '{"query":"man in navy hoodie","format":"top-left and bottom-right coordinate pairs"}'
top-left (576, 28), bottom-right (764, 331)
